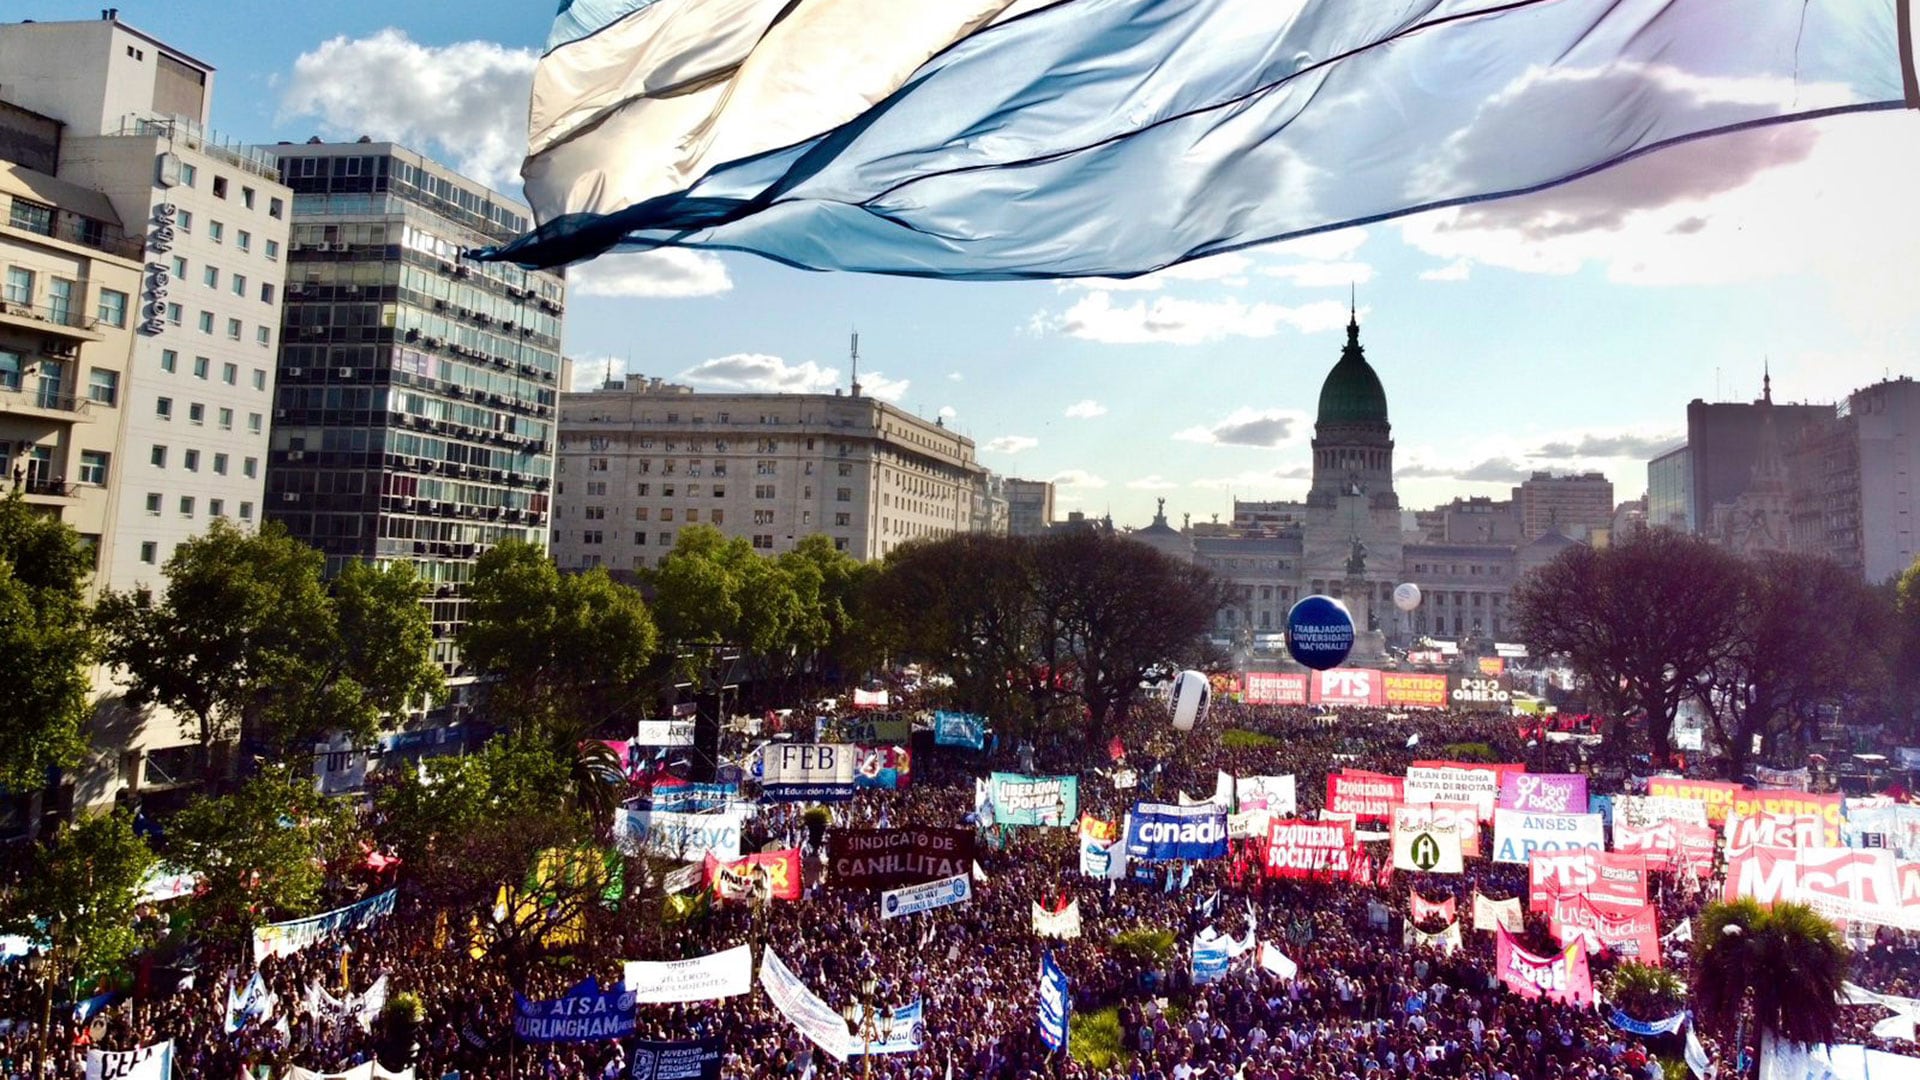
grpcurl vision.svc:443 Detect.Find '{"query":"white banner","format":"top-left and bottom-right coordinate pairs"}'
top-left (1228, 811), bottom-right (1271, 841)
top-left (1079, 834), bottom-right (1126, 879)
top-left (625, 944), bottom-right (754, 1003)
top-left (1405, 765), bottom-right (1501, 819)
top-left (86, 1042), bottom-right (171, 1080)
top-left (1391, 812), bottom-right (1465, 874)
top-left (1258, 942), bottom-right (1298, 980)
top-left (614, 808), bottom-right (743, 863)
top-left (253, 890), bottom-right (396, 963)
top-left (881, 873), bottom-right (972, 919)
top-left (135, 866), bottom-right (200, 904)
top-left (284, 1066), bottom-right (414, 1080)
top-left (761, 947), bottom-right (852, 1061)
top-left (1473, 892), bottom-right (1525, 933)
top-left (1492, 809), bottom-right (1605, 864)
top-left (1235, 775), bottom-right (1296, 815)
top-left (634, 719), bottom-right (696, 746)
top-left (1403, 920), bottom-right (1464, 954)
top-left (1033, 900), bottom-right (1082, 939)
top-left (759, 743), bottom-right (859, 797)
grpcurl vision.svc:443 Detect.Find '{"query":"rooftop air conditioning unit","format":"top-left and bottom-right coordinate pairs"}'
top-left (288, 450), bottom-right (305, 461)
top-left (286, 367), bottom-right (303, 376)
top-left (337, 367), bottom-right (353, 378)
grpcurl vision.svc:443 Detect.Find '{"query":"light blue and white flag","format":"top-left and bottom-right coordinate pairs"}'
top-left (1037, 951), bottom-right (1070, 1051)
top-left (484, 0), bottom-right (1912, 279)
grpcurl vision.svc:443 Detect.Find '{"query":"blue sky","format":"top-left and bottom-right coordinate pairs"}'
top-left (29, 1), bottom-right (1920, 525)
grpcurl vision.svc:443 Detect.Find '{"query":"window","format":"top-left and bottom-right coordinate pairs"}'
top-left (838, 462), bottom-right (853, 477)
top-left (97, 288), bottom-right (129, 328)
top-left (87, 368), bottom-right (119, 406)
top-left (255, 326), bottom-right (270, 346)
top-left (753, 510), bottom-right (775, 525)
top-left (710, 509), bottom-right (724, 525)
top-left (171, 255), bottom-right (187, 278)
top-left (77, 451), bottom-right (109, 485)
top-left (236, 230), bottom-right (251, 252)
top-left (658, 532), bottom-right (672, 546)
top-left (211, 452), bottom-right (228, 475)
top-left (232, 273), bottom-right (247, 297)
top-left (144, 493), bottom-right (161, 516)
top-left (834, 537), bottom-right (848, 552)
top-left (218, 407), bottom-right (233, 430)
top-left (582, 530), bottom-right (603, 545)
top-left (183, 449), bottom-right (199, 472)
top-left (265, 238), bottom-right (280, 260)
top-left (243, 457), bottom-right (257, 478)
top-left (242, 187), bottom-right (255, 209)
top-left (251, 369), bottom-right (266, 391)
top-left (188, 403), bottom-right (204, 425)
top-left (160, 349), bottom-right (178, 374)
top-left (836, 487), bottom-right (852, 502)
top-left (239, 501), bottom-right (253, 520)
top-left (155, 396), bottom-right (173, 419)
top-left (179, 496), bottom-right (195, 517)
top-left (222, 363), bottom-right (237, 385)
top-left (8, 200), bottom-right (53, 236)
top-left (584, 506), bottom-right (606, 521)
top-left (755, 484), bottom-right (775, 499)
top-left (178, 163), bottom-right (197, 187)
top-left (175, 209), bottom-right (192, 232)
top-left (0, 349), bottom-right (18, 391)
top-left (204, 265), bottom-right (219, 288)
top-left (2, 267), bottom-right (31, 305)
top-left (636, 483), bottom-right (650, 496)
top-left (269, 197), bottom-right (284, 219)
top-left (149, 445), bottom-right (167, 468)
top-left (259, 283), bottom-right (274, 305)
top-left (165, 303), bottom-right (182, 326)
top-left (208, 221), bottom-right (224, 243)
top-left (633, 533), bottom-right (647, 546)
top-left (588, 457), bottom-right (608, 472)
top-left (752, 534), bottom-right (774, 550)
top-left (192, 356), bottom-right (209, 379)
top-left (661, 509), bottom-right (674, 522)
top-left (212, 176), bottom-right (228, 199)
top-left (226, 318), bottom-right (242, 340)
top-left (139, 541), bottom-right (157, 564)
top-left (247, 413), bottom-right (262, 434)
top-left (209, 498), bottom-right (224, 517)
top-left (711, 485), bottom-right (724, 498)
top-left (46, 278), bottom-right (74, 322)
top-left (196, 311), bottom-right (213, 334)
top-left (633, 508), bottom-right (649, 522)
top-left (835, 512), bottom-right (851, 527)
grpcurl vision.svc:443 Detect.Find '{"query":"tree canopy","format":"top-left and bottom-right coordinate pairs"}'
top-left (0, 493), bottom-right (97, 793)
top-left (166, 764), bottom-right (359, 931)
top-left (0, 808), bottom-right (154, 977)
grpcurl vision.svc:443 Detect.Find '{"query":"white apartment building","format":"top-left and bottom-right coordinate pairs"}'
top-left (0, 12), bottom-right (292, 808)
top-left (554, 378), bottom-right (983, 570)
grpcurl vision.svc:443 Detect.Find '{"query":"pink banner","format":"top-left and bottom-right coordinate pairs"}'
top-left (1529, 850), bottom-right (1647, 911)
top-left (1411, 893), bottom-right (1457, 925)
top-left (1550, 896), bottom-right (1662, 966)
top-left (1243, 671), bottom-right (1309, 705)
top-left (1327, 772), bottom-right (1403, 821)
top-left (1312, 668), bottom-right (1383, 707)
top-left (1495, 927), bottom-right (1593, 1005)
top-left (1499, 773), bottom-right (1588, 815)
top-left (1265, 819), bottom-right (1358, 880)
top-left (1729, 790), bottom-right (1844, 847)
top-left (1587, 853), bottom-right (1650, 911)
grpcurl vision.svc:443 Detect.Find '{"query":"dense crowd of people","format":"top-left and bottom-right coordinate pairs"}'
top-left (2, 699), bottom-right (1917, 1080)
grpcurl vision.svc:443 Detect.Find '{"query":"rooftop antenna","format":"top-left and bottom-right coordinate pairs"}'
top-left (849, 331), bottom-right (863, 399)
top-left (1762, 356), bottom-right (1771, 405)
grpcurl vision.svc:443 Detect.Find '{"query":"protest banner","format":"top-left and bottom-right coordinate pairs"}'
top-left (1192, 931), bottom-right (1231, 984)
top-left (514, 979), bottom-right (637, 1042)
top-left (1727, 847), bottom-right (1920, 930)
top-left (933, 711), bottom-right (986, 749)
top-left (624, 945), bottom-right (754, 1004)
top-left (1613, 794), bottom-right (1710, 830)
top-left (841, 716), bottom-right (912, 744)
top-left (1037, 953), bottom-right (1070, 1051)
top-left (761, 947), bottom-right (852, 1060)
top-left (1492, 809), bottom-right (1604, 864)
top-left (851, 689), bottom-right (890, 709)
top-left (1235, 775), bottom-right (1296, 815)
top-left (649, 783), bottom-right (739, 814)
top-left (1551, 896), bottom-right (1661, 964)
top-left (1079, 824), bottom-right (1126, 880)
top-left (634, 720), bottom-right (696, 747)
top-left (1725, 811), bottom-right (1826, 860)
top-left (630, 1036), bottom-right (724, 1080)
top-left (135, 866), bottom-right (199, 905)
top-left (1410, 893), bottom-right (1457, 925)
top-left (1645, 777), bottom-right (1742, 825)
top-left (1259, 941), bottom-right (1298, 979)
top-left (1033, 899), bottom-right (1082, 939)
top-left (846, 1001), bottom-right (925, 1057)
top-left (1312, 668), bottom-right (1382, 706)
top-left (85, 1041), bottom-right (171, 1080)
top-left (1404, 765), bottom-right (1500, 819)
top-left (1499, 774), bottom-right (1588, 815)
top-left (1402, 921), bottom-right (1462, 954)
top-left (1473, 892), bottom-right (1524, 933)
top-left (1754, 765), bottom-right (1813, 791)
top-left (1495, 927), bottom-right (1593, 1005)
top-left (830, 828), bottom-right (975, 889)
top-left (1127, 802), bottom-right (1229, 862)
top-left (1392, 808), bottom-right (1465, 874)
top-left (1730, 789), bottom-right (1844, 847)
top-left (254, 890), bottom-right (397, 962)
top-left (1265, 819), bottom-right (1357, 880)
top-left (880, 873), bottom-right (972, 919)
top-left (1326, 772), bottom-right (1403, 820)
top-left (758, 744), bottom-right (858, 802)
top-left (704, 849), bottom-right (803, 902)
top-left (613, 808), bottom-right (744, 863)
top-left (853, 745), bottom-right (911, 789)
top-left (1242, 671), bottom-right (1309, 705)
top-left (1586, 853), bottom-right (1651, 910)
top-left (987, 773), bottom-right (1079, 826)
top-left (1381, 671), bottom-right (1448, 709)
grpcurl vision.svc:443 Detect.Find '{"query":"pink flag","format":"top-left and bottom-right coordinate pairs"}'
top-left (1495, 927), bottom-right (1592, 1005)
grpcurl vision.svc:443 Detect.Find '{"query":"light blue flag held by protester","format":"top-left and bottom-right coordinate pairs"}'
top-left (479, 0), bottom-right (1915, 280)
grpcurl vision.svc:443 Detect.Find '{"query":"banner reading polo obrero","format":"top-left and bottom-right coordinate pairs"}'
top-left (1266, 818), bottom-right (1357, 880)
top-left (1243, 672), bottom-right (1308, 706)
top-left (254, 889), bottom-right (396, 962)
top-left (758, 744), bottom-right (858, 802)
top-left (1646, 777), bottom-right (1742, 825)
top-left (1327, 771), bottom-right (1402, 821)
top-left (932, 711), bottom-right (985, 750)
top-left (85, 1041), bottom-right (171, 1080)
top-left (1127, 802), bottom-right (1228, 862)
top-left (988, 773), bottom-right (1079, 827)
top-left (613, 807), bottom-right (744, 863)
top-left (1492, 809), bottom-right (1603, 865)
top-left (1495, 927), bottom-right (1593, 1005)
top-left (624, 944), bottom-right (754, 1004)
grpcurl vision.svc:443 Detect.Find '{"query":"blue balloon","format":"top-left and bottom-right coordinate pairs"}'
top-left (1286, 595), bottom-right (1355, 671)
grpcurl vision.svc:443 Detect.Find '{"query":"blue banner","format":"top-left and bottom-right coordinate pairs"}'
top-left (253, 889), bottom-right (397, 961)
top-left (1608, 1009), bottom-right (1687, 1037)
top-left (1126, 802), bottom-right (1228, 862)
top-left (650, 783), bottom-right (738, 813)
top-left (514, 979), bottom-right (637, 1043)
top-left (1192, 937), bottom-right (1230, 985)
top-left (1037, 952), bottom-right (1069, 1052)
top-left (933, 711), bottom-right (985, 750)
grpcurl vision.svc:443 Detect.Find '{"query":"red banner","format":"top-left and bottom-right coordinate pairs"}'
top-left (704, 849), bottom-right (803, 901)
top-left (1646, 777), bottom-right (1743, 825)
top-left (1550, 895), bottom-right (1662, 965)
top-left (1496, 928), bottom-right (1593, 1004)
top-left (1381, 672), bottom-right (1448, 709)
top-left (1730, 790), bottom-right (1844, 847)
top-left (1725, 812), bottom-right (1825, 859)
top-left (1242, 671), bottom-right (1309, 705)
top-left (1327, 771), bottom-right (1403, 820)
top-left (1529, 850), bottom-right (1648, 912)
top-left (1265, 819), bottom-right (1358, 880)
top-left (1587, 853), bottom-right (1650, 911)
top-left (1312, 668), bottom-right (1383, 706)
top-left (1411, 892), bottom-right (1457, 925)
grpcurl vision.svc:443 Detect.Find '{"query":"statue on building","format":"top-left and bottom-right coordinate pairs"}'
top-left (1345, 536), bottom-right (1368, 577)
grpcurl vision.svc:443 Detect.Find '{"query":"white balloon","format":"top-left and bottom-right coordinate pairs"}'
top-left (1393, 582), bottom-right (1423, 612)
top-left (1170, 670), bottom-right (1211, 732)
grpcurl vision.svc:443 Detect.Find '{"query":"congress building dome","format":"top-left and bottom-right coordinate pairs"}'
top-left (1316, 313), bottom-right (1389, 427)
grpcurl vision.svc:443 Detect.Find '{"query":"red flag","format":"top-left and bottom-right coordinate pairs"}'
top-left (1107, 737), bottom-right (1126, 763)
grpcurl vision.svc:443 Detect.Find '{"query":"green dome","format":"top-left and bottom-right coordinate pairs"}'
top-left (1316, 316), bottom-right (1388, 426)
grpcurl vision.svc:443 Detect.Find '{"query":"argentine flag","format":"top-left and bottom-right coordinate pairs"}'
top-left (482, 0), bottom-right (1914, 279)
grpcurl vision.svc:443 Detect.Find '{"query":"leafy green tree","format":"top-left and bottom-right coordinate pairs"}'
top-left (646, 526), bottom-right (750, 648)
top-left (167, 764), bottom-right (359, 932)
top-left (1895, 556), bottom-right (1920, 736)
top-left (458, 540), bottom-right (658, 733)
top-left (0, 809), bottom-right (155, 978)
top-left (0, 493), bottom-right (97, 793)
top-left (1694, 898), bottom-right (1848, 1052)
top-left (98, 521), bottom-right (441, 765)
top-left (1606, 961), bottom-right (1686, 1023)
top-left (1513, 529), bottom-right (1745, 763)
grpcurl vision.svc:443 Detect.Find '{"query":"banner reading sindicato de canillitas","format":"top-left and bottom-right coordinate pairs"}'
top-left (829, 828), bottom-right (975, 889)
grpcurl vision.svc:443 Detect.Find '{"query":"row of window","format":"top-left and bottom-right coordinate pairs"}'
top-left (147, 444), bottom-right (260, 479)
top-left (135, 503), bottom-right (257, 565)
top-left (2, 266), bottom-right (132, 328)
top-left (180, 257), bottom-right (278, 304)
top-left (156, 349), bottom-right (270, 390)
top-left (153, 396), bottom-right (264, 434)
top-left (159, 204), bottom-right (273, 255)
top-left (0, 353), bottom-right (121, 406)
top-left (149, 303), bottom-right (276, 345)
top-left (174, 161), bottom-right (285, 221)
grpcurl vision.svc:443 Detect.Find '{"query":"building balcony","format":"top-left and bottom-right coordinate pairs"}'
top-left (0, 300), bottom-right (105, 341)
top-left (12, 477), bottom-right (80, 505)
top-left (0, 385), bottom-right (94, 423)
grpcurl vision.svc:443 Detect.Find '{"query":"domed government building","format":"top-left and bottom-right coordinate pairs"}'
top-left (1130, 310), bottom-right (1583, 655)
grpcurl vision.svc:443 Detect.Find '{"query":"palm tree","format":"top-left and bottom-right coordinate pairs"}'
top-left (568, 737), bottom-right (627, 838)
top-left (1607, 961), bottom-right (1685, 1023)
top-left (1694, 899), bottom-right (1849, 1051)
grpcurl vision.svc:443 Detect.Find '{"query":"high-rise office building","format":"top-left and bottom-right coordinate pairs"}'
top-left (1683, 386), bottom-right (1830, 535)
top-left (1511, 471), bottom-right (1614, 542)
top-left (1646, 444), bottom-right (1692, 531)
top-left (552, 375), bottom-right (981, 568)
top-left (1003, 478), bottom-right (1055, 536)
top-left (266, 142), bottom-right (565, 672)
top-left (1787, 376), bottom-right (1919, 584)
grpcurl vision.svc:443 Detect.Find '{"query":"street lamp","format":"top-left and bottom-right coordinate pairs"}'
top-left (842, 976), bottom-right (894, 1079)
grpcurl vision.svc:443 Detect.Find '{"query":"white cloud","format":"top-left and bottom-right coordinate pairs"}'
top-left (1190, 468), bottom-right (1307, 492)
top-left (1419, 259), bottom-right (1472, 282)
top-left (1266, 227), bottom-right (1369, 262)
top-left (568, 356), bottom-right (621, 392)
top-left (859, 372), bottom-right (911, 402)
top-left (938, 406), bottom-right (957, 419)
top-left (570, 250), bottom-right (733, 299)
top-left (1061, 252), bottom-right (1254, 292)
top-left (985, 435), bottom-right (1039, 454)
top-left (279, 30), bottom-right (535, 192)
top-left (1126, 475), bottom-right (1180, 490)
top-left (1530, 429), bottom-right (1683, 460)
top-left (1050, 469), bottom-right (1109, 489)
top-left (1032, 292), bottom-right (1350, 345)
top-left (947, 372), bottom-right (964, 381)
top-left (1064, 399), bottom-right (1108, 419)
top-left (1173, 407), bottom-right (1310, 448)
top-left (1261, 261), bottom-right (1374, 288)
top-left (677, 354), bottom-right (837, 393)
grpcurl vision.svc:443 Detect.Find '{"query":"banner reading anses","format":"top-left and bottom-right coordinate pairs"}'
top-left (1492, 809), bottom-right (1604, 864)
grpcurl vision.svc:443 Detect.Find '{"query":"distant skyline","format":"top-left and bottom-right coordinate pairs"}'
top-left (21, 1), bottom-right (1919, 526)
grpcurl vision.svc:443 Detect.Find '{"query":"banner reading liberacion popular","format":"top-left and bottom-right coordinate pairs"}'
top-left (830, 828), bottom-right (976, 889)
top-left (988, 773), bottom-right (1079, 826)
top-left (1126, 802), bottom-right (1229, 862)
top-left (514, 979), bottom-right (637, 1043)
